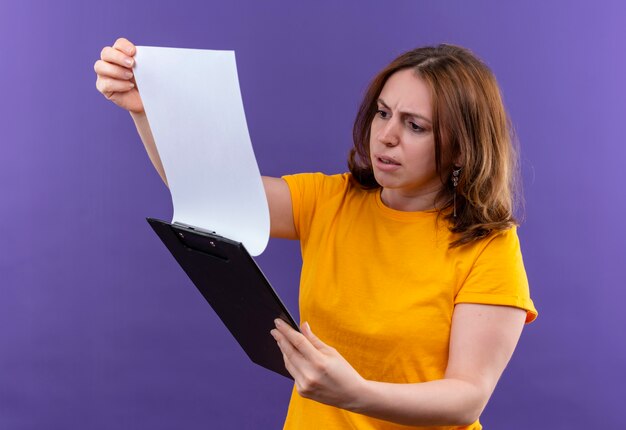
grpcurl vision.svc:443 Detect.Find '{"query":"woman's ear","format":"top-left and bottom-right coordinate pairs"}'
top-left (453, 153), bottom-right (464, 167)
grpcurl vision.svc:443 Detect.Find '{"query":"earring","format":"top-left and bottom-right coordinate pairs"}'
top-left (452, 167), bottom-right (461, 218)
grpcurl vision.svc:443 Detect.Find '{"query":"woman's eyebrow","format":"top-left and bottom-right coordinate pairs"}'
top-left (377, 98), bottom-right (432, 124)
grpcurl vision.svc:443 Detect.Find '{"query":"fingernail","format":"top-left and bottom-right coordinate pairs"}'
top-left (125, 46), bottom-right (134, 55)
top-left (124, 58), bottom-right (133, 67)
top-left (304, 322), bottom-right (311, 332)
top-left (124, 71), bottom-right (133, 79)
top-left (129, 83), bottom-right (135, 88)
top-left (274, 318), bottom-right (283, 327)
top-left (270, 329), bottom-right (277, 338)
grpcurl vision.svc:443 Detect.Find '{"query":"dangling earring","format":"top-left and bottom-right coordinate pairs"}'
top-left (452, 167), bottom-right (461, 218)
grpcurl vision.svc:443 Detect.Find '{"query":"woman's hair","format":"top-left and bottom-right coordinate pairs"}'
top-left (349, 44), bottom-right (521, 247)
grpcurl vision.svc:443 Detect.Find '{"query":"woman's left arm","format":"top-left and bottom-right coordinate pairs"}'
top-left (271, 303), bottom-right (527, 427)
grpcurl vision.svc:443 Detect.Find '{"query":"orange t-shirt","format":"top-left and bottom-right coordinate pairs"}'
top-left (281, 172), bottom-right (537, 430)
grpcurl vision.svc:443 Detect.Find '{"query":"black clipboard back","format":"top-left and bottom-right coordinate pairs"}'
top-left (147, 217), bottom-right (298, 379)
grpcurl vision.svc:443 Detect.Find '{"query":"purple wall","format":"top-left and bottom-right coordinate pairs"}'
top-left (1, 1), bottom-right (625, 428)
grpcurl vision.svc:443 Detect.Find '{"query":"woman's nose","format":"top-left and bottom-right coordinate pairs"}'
top-left (378, 120), bottom-right (400, 147)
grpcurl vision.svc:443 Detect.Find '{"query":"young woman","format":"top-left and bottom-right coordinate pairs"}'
top-left (95, 38), bottom-right (537, 429)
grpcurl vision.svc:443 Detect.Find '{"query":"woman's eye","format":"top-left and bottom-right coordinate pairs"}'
top-left (409, 122), bottom-right (424, 132)
top-left (376, 109), bottom-right (388, 118)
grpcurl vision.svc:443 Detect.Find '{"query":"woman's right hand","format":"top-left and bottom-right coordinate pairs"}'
top-left (94, 37), bottom-right (144, 114)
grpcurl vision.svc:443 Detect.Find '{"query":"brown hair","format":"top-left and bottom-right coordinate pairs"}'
top-left (349, 44), bottom-right (521, 247)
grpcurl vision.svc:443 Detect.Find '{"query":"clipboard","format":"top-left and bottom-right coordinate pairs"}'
top-left (147, 217), bottom-right (299, 380)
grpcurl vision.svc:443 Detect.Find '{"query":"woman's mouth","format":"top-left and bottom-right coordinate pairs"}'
top-left (374, 154), bottom-right (401, 171)
top-left (378, 156), bottom-right (400, 165)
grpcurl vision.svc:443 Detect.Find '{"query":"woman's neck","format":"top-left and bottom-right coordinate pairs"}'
top-left (380, 186), bottom-right (442, 212)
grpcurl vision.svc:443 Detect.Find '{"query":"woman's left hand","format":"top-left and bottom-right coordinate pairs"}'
top-left (271, 319), bottom-right (366, 411)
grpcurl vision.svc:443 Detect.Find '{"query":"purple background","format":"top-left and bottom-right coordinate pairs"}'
top-left (1, 1), bottom-right (625, 428)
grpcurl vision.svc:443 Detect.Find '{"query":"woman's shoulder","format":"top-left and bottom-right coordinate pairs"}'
top-left (282, 172), bottom-right (359, 196)
top-left (451, 226), bottom-right (524, 270)
top-left (282, 171), bottom-right (352, 183)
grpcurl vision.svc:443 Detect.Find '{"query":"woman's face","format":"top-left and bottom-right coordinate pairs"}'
top-left (369, 69), bottom-right (445, 200)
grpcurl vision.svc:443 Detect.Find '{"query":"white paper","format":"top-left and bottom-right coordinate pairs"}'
top-left (133, 46), bottom-right (269, 256)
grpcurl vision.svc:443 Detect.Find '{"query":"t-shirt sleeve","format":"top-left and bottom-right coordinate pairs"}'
top-left (281, 172), bottom-right (328, 242)
top-left (455, 227), bottom-right (538, 324)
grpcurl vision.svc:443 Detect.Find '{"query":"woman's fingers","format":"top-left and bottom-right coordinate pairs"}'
top-left (302, 322), bottom-right (329, 351)
top-left (95, 39), bottom-right (136, 93)
top-left (94, 38), bottom-right (144, 113)
top-left (272, 327), bottom-right (306, 364)
top-left (113, 37), bottom-right (135, 56)
top-left (94, 59), bottom-right (134, 80)
top-left (100, 45), bottom-right (135, 69)
top-left (274, 319), bottom-right (320, 359)
top-left (272, 329), bottom-right (306, 381)
top-left (96, 76), bottom-right (134, 98)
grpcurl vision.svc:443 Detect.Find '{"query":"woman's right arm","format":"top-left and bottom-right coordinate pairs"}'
top-left (128, 110), bottom-right (169, 186)
top-left (94, 38), bottom-right (168, 185)
top-left (94, 38), bottom-right (297, 239)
